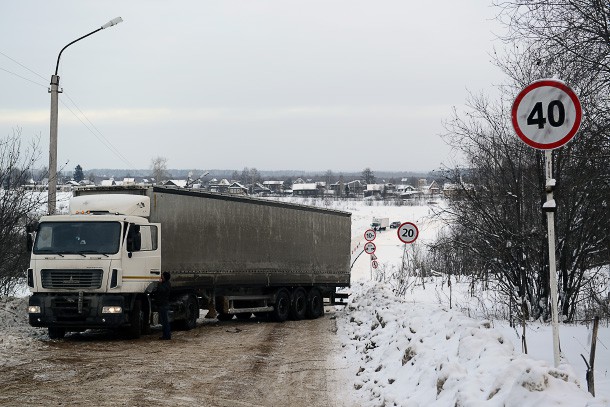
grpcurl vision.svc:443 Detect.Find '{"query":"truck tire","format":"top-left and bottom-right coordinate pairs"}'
top-left (271, 289), bottom-right (290, 322)
top-left (306, 288), bottom-right (324, 319)
top-left (126, 300), bottom-right (143, 339)
top-left (178, 294), bottom-right (200, 330)
top-left (289, 288), bottom-right (307, 320)
top-left (142, 300), bottom-right (152, 335)
top-left (48, 327), bottom-right (66, 340)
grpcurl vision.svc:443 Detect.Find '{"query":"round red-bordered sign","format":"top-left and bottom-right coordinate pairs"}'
top-left (364, 242), bottom-right (376, 255)
top-left (511, 79), bottom-right (582, 150)
top-left (364, 229), bottom-right (376, 242)
top-left (397, 222), bottom-right (419, 244)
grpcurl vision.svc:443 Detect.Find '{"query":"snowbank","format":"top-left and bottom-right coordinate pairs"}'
top-left (337, 281), bottom-right (605, 407)
top-left (0, 296), bottom-right (46, 367)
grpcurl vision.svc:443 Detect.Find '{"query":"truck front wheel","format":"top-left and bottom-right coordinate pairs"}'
top-left (272, 289), bottom-right (290, 322)
top-left (48, 327), bottom-right (66, 340)
top-left (126, 300), bottom-right (143, 339)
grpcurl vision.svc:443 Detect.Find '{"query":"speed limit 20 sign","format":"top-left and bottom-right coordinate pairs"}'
top-left (512, 79), bottom-right (582, 150)
top-left (397, 222), bottom-right (418, 244)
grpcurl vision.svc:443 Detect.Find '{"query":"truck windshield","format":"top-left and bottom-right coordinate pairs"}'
top-left (33, 221), bottom-right (121, 255)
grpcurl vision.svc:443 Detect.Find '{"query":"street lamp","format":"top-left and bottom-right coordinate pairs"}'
top-left (48, 17), bottom-right (123, 214)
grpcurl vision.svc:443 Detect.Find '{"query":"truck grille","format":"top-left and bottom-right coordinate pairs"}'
top-left (41, 269), bottom-right (103, 289)
top-left (52, 297), bottom-right (91, 320)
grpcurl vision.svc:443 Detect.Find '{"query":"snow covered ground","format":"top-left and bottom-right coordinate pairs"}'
top-left (336, 280), bottom-right (607, 406)
top-left (2, 194), bottom-right (608, 405)
top-left (315, 197), bottom-right (610, 406)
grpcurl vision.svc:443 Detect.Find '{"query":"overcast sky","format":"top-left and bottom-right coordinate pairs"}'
top-left (1, 1), bottom-right (505, 173)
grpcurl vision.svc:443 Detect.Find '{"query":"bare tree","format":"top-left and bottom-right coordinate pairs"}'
top-left (433, 0), bottom-right (610, 322)
top-left (437, 93), bottom-right (549, 320)
top-left (324, 169), bottom-right (334, 187)
top-left (495, 0), bottom-right (610, 83)
top-left (493, 0), bottom-right (610, 320)
top-left (361, 168), bottom-right (375, 184)
top-left (0, 129), bottom-right (45, 296)
top-left (150, 156), bottom-right (169, 184)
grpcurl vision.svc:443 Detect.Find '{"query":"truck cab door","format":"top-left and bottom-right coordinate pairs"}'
top-left (122, 223), bottom-right (161, 286)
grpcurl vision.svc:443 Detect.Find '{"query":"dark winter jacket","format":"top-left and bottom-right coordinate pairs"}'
top-left (154, 280), bottom-right (171, 307)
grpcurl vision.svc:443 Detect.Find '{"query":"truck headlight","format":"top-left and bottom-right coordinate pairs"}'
top-left (102, 306), bottom-right (123, 314)
top-left (28, 306), bottom-right (41, 314)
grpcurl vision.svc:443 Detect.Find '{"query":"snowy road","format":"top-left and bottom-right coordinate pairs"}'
top-left (0, 310), bottom-right (353, 407)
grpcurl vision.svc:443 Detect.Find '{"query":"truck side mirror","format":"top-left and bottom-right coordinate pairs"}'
top-left (26, 234), bottom-right (34, 252)
top-left (25, 221), bottom-right (38, 234)
top-left (25, 221), bottom-right (38, 252)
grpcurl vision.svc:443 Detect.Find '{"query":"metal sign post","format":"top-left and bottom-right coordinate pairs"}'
top-left (396, 222), bottom-right (419, 290)
top-left (544, 150), bottom-right (561, 367)
top-left (512, 78), bottom-right (582, 368)
top-left (363, 242), bottom-right (377, 280)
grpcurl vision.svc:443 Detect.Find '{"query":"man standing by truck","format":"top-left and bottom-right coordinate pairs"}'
top-left (154, 272), bottom-right (172, 340)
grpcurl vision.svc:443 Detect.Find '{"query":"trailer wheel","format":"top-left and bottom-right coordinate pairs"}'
top-left (48, 327), bottom-right (66, 340)
top-left (306, 288), bottom-right (324, 319)
top-left (184, 294), bottom-right (200, 330)
top-left (272, 289), bottom-right (290, 322)
top-left (173, 294), bottom-right (199, 330)
top-left (289, 288), bottom-right (307, 320)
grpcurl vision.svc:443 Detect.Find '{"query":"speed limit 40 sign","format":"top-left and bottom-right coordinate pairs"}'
top-left (512, 79), bottom-right (582, 150)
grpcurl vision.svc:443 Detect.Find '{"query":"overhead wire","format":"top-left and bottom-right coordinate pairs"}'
top-left (0, 50), bottom-right (47, 81)
top-left (60, 93), bottom-right (134, 168)
top-left (0, 50), bottom-right (137, 170)
top-left (0, 66), bottom-right (47, 88)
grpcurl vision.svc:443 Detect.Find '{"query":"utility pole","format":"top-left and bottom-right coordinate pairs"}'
top-left (47, 17), bottom-right (123, 214)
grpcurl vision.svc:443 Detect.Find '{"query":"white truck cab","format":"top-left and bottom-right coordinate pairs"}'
top-left (27, 194), bottom-right (160, 339)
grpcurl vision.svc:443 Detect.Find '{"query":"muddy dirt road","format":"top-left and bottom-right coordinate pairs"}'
top-left (0, 310), bottom-right (354, 407)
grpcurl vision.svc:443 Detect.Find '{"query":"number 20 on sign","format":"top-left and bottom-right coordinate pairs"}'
top-left (397, 222), bottom-right (418, 244)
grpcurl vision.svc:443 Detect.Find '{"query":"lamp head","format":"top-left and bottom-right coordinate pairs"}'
top-left (101, 17), bottom-right (123, 29)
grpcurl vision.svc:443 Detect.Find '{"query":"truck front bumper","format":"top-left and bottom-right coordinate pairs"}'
top-left (28, 293), bottom-right (128, 330)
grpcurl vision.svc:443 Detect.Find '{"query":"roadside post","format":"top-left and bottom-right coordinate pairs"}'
top-left (350, 229), bottom-right (377, 273)
top-left (397, 222), bottom-right (419, 287)
top-left (511, 78), bottom-right (582, 368)
top-left (364, 241), bottom-right (377, 280)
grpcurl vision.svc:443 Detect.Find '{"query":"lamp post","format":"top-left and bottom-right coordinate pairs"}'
top-left (48, 17), bottom-right (123, 214)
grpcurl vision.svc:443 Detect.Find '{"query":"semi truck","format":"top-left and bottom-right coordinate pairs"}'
top-left (371, 217), bottom-right (389, 231)
top-left (27, 186), bottom-right (351, 339)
